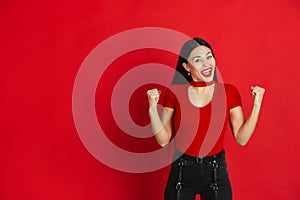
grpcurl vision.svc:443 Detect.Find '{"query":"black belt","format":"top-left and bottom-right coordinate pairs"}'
top-left (174, 149), bottom-right (224, 200)
top-left (175, 149), bottom-right (225, 164)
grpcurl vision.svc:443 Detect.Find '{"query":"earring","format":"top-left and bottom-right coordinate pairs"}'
top-left (188, 72), bottom-right (190, 75)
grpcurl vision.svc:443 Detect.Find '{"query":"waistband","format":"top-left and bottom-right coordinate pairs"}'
top-left (174, 149), bottom-right (225, 164)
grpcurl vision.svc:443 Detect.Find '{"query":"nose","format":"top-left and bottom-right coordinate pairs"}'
top-left (203, 57), bottom-right (214, 67)
top-left (202, 59), bottom-right (210, 67)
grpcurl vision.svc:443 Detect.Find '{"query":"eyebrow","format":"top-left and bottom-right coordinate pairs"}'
top-left (192, 52), bottom-right (212, 59)
top-left (192, 56), bottom-right (201, 59)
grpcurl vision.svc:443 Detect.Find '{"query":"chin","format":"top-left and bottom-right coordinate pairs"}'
top-left (193, 73), bottom-right (215, 82)
top-left (202, 76), bottom-right (214, 82)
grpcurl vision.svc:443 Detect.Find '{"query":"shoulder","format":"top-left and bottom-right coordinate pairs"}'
top-left (223, 83), bottom-right (238, 90)
top-left (219, 83), bottom-right (242, 108)
top-left (163, 84), bottom-right (188, 106)
top-left (167, 83), bottom-right (189, 94)
top-left (218, 83), bottom-right (240, 95)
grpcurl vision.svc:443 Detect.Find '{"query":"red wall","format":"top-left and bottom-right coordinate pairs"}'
top-left (1, 0), bottom-right (300, 199)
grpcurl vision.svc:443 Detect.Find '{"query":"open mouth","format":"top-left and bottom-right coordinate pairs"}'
top-left (201, 68), bottom-right (213, 77)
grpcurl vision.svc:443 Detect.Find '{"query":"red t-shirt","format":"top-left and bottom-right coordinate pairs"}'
top-left (163, 83), bottom-right (242, 157)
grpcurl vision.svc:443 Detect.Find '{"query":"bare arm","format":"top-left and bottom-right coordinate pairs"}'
top-left (230, 86), bottom-right (265, 146)
top-left (147, 89), bottom-right (174, 147)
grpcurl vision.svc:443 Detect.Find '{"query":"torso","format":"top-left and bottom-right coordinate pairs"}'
top-left (187, 84), bottom-right (215, 108)
top-left (164, 83), bottom-right (233, 157)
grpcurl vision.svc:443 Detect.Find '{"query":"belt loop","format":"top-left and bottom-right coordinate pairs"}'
top-left (212, 160), bottom-right (219, 169)
top-left (196, 157), bottom-right (203, 164)
top-left (210, 160), bottom-right (219, 200)
top-left (176, 159), bottom-right (185, 200)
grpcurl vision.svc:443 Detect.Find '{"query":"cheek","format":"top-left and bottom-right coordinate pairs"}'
top-left (209, 59), bottom-right (216, 66)
top-left (192, 65), bottom-right (202, 72)
top-left (189, 64), bottom-right (199, 71)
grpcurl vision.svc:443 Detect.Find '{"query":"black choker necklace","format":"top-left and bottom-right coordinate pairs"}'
top-left (190, 80), bottom-right (215, 87)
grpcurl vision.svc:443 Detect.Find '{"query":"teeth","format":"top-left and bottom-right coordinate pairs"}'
top-left (201, 69), bottom-right (212, 75)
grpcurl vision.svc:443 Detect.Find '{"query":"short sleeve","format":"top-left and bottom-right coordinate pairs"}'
top-left (162, 88), bottom-right (176, 109)
top-left (226, 84), bottom-right (242, 110)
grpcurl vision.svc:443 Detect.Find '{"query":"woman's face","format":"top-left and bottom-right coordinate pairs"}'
top-left (183, 45), bottom-right (216, 82)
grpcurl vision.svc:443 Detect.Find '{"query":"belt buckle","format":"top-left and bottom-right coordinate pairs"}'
top-left (196, 157), bottom-right (203, 164)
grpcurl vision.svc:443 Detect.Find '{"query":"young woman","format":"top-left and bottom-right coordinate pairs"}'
top-left (147, 38), bottom-right (265, 200)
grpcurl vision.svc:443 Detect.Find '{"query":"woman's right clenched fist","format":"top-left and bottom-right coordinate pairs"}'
top-left (147, 88), bottom-right (161, 107)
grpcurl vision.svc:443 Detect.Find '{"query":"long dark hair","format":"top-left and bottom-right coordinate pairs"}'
top-left (172, 37), bottom-right (218, 84)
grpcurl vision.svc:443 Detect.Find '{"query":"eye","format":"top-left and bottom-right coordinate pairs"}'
top-left (194, 58), bottom-right (202, 63)
top-left (207, 55), bottom-right (213, 59)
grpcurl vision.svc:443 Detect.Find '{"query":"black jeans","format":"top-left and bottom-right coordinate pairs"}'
top-left (164, 150), bottom-right (232, 200)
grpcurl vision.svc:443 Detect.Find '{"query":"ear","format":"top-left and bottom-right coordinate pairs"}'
top-left (182, 63), bottom-right (190, 72)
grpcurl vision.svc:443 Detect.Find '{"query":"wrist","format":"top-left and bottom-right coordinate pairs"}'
top-left (149, 104), bottom-right (158, 112)
top-left (253, 103), bottom-right (261, 110)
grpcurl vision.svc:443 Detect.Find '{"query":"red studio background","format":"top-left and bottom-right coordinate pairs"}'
top-left (1, 0), bottom-right (300, 199)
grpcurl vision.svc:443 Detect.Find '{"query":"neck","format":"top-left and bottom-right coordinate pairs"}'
top-left (190, 80), bottom-right (215, 87)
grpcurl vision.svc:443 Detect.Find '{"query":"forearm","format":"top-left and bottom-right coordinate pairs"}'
top-left (236, 104), bottom-right (261, 146)
top-left (149, 106), bottom-right (171, 146)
